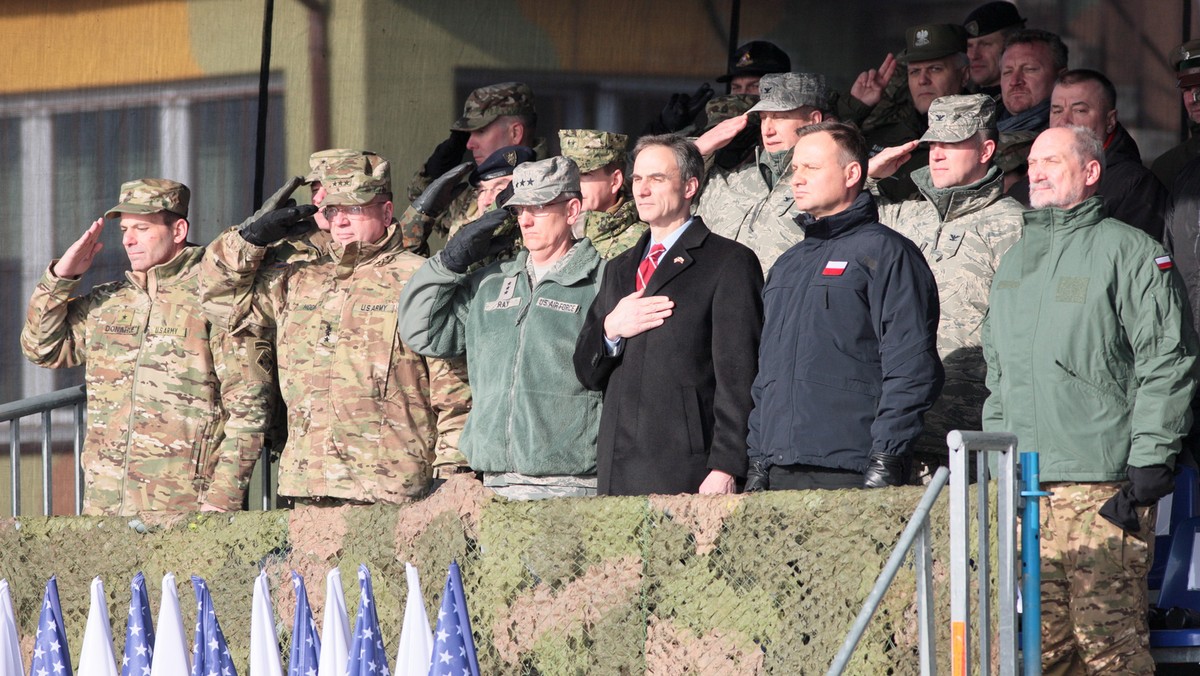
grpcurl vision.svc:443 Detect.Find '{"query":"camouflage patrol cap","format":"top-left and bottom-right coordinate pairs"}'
top-left (321, 153), bottom-right (392, 206)
top-left (558, 129), bottom-right (629, 174)
top-left (504, 157), bottom-right (581, 208)
top-left (105, 178), bottom-right (190, 219)
top-left (717, 41), bottom-right (792, 82)
top-left (702, 94), bottom-right (758, 131)
top-left (899, 23), bottom-right (969, 64)
top-left (470, 145), bottom-right (537, 186)
top-left (994, 130), bottom-right (1037, 173)
top-left (1173, 39), bottom-right (1200, 89)
top-left (304, 149), bottom-right (376, 183)
top-left (748, 73), bottom-right (829, 113)
top-left (920, 94), bottom-right (997, 143)
top-left (450, 82), bottom-right (536, 132)
top-left (963, 1), bottom-right (1026, 38)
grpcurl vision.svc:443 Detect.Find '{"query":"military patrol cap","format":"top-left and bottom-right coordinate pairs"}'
top-left (470, 145), bottom-right (537, 187)
top-left (717, 41), bottom-right (792, 82)
top-left (304, 149), bottom-right (375, 183)
top-left (321, 153), bottom-right (392, 206)
top-left (920, 94), bottom-right (997, 143)
top-left (558, 129), bottom-right (629, 174)
top-left (450, 82), bottom-right (536, 132)
top-left (702, 94), bottom-right (758, 131)
top-left (105, 178), bottom-right (190, 219)
top-left (899, 23), bottom-right (969, 64)
top-left (748, 73), bottom-right (829, 113)
top-left (963, 2), bottom-right (1026, 38)
top-left (1173, 39), bottom-right (1200, 89)
top-left (504, 157), bottom-right (581, 208)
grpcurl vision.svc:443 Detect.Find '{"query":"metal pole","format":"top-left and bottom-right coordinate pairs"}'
top-left (9, 420), bottom-right (19, 517)
top-left (827, 466), bottom-right (950, 676)
top-left (253, 0), bottom-right (275, 209)
top-left (949, 435), bottom-right (971, 676)
top-left (915, 519), bottom-right (936, 676)
top-left (40, 410), bottom-right (51, 515)
top-left (725, 0), bottom-right (741, 94)
top-left (1021, 452), bottom-right (1048, 676)
top-left (997, 444), bottom-right (1020, 674)
top-left (976, 458), bottom-right (991, 676)
top-left (74, 402), bottom-right (85, 515)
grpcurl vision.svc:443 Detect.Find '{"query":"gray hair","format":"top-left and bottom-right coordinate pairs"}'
top-left (1063, 125), bottom-right (1106, 172)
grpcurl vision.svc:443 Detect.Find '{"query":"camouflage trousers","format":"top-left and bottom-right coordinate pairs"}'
top-left (1040, 482), bottom-right (1156, 675)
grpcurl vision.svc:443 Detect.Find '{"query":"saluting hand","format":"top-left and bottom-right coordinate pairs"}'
top-left (695, 114), bottom-right (750, 158)
top-left (53, 218), bottom-right (105, 279)
top-left (868, 140), bottom-right (920, 179)
top-left (850, 53), bottom-right (898, 108)
top-left (603, 287), bottom-right (674, 341)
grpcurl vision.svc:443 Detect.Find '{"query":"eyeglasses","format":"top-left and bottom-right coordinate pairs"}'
top-left (322, 202), bottom-right (385, 220)
top-left (507, 199), bottom-right (569, 218)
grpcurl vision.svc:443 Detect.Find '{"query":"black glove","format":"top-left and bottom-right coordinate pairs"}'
top-left (239, 204), bottom-right (320, 246)
top-left (1099, 464), bottom-right (1175, 533)
top-left (236, 176), bottom-right (305, 231)
top-left (422, 130), bottom-right (470, 179)
top-left (412, 162), bottom-right (473, 217)
top-left (862, 453), bottom-right (908, 489)
top-left (648, 83), bottom-right (715, 134)
top-left (494, 183), bottom-right (516, 210)
top-left (744, 458), bottom-right (770, 492)
top-left (439, 209), bottom-right (512, 273)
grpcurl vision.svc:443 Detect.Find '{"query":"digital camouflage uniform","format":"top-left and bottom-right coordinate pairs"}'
top-left (698, 94), bottom-right (760, 173)
top-left (230, 157), bottom-right (471, 502)
top-left (21, 180), bottom-right (273, 515)
top-left (559, 128), bottom-right (646, 260)
top-left (874, 96), bottom-right (1024, 468)
top-left (697, 73), bottom-right (830, 271)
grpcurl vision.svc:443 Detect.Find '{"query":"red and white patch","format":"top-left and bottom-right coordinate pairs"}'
top-left (1156, 255), bottom-right (1174, 271)
top-left (822, 261), bottom-right (848, 276)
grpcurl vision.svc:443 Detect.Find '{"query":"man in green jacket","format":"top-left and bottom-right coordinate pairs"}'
top-left (983, 126), bottom-right (1199, 674)
top-left (398, 157), bottom-right (605, 499)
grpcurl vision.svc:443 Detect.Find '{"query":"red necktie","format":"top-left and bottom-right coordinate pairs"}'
top-left (636, 243), bottom-right (667, 291)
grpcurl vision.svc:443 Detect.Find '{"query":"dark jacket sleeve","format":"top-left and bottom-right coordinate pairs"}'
top-left (869, 242), bottom-right (944, 457)
top-left (707, 245), bottom-right (764, 477)
top-left (573, 265), bottom-right (622, 391)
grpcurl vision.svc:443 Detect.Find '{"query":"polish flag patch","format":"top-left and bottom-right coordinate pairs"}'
top-left (822, 261), bottom-right (848, 276)
top-left (1156, 255), bottom-right (1174, 271)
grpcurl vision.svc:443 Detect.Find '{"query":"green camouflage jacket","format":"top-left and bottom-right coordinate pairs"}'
top-left (578, 197), bottom-right (645, 260)
top-left (875, 165), bottom-right (1024, 455)
top-left (248, 222), bottom-right (471, 502)
top-left (696, 146), bottom-right (802, 272)
top-left (21, 246), bottom-right (273, 515)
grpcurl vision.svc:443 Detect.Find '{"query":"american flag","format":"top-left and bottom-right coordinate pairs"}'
top-left (190, 577), bottom-right (237, 676)
top-left (30, 576), bottom-right (73, 676)
top-left (288, 572), bottom-right (320, 676)
top-left (428, 562), bottom-right (479, 676)
top-left (122, 573), bottom-right (155, 676)
top-left (346, 565), bottom-right (390, 676)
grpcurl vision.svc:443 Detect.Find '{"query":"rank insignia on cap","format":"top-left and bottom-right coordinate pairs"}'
top-left (822, 261), bottom-right (848, 276)
top-left (505, 150), bottom-right (518, 165)
top-left (1156, 255), bottom-right (1174, 270)
top-left (915, 29), bottom-right (930, 46)
top-left (736, 51), bottom-right (753, 67)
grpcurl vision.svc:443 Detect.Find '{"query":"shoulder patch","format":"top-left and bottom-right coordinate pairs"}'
top-left (1156, 255), bottom-right (1173, 271)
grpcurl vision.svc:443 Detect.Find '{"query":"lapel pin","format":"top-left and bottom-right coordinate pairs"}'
top-left (673, 257), bottom-right (684, 264)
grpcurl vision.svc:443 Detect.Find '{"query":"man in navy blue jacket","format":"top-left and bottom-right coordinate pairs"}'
top-left (745, 121), bottom-right (943, 490)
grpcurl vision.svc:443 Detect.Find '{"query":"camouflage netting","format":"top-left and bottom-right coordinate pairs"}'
top-left (0, 475), bottom-right (999, 674)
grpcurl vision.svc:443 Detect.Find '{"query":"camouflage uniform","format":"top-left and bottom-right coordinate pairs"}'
top-left (697, 73), bottom-right (832, 271)
top-left (237, 156), bottom-right (471, 502)
top-left (21, 180), bottom-right (272, 515)
top-left (1039, 482), bottom-right (1157, 675)
top-left (874, 96), bottom-right (1024, 464)
top-left (559, 128), bottom-right (646, 259)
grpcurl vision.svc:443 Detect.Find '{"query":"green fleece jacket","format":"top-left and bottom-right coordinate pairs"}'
top-left (398, 241), bottom-right (605, 475)
top-left (982, 197), bottom-right (1199, 482)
